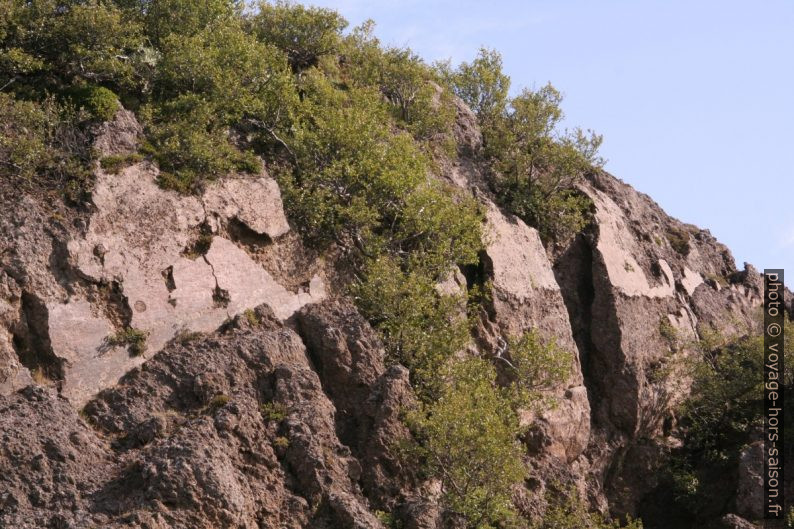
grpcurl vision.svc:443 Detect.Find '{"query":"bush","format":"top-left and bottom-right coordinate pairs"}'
top-left (536, 488), bottom-right (643, 529)
top-left (487, 85), bottom-right (603, 244)
top-left (664, 319), bottom-right (793, 518)
top-left (208, 393), bottom-right (230, 411)
top-left (666, 227), bottom-right (691, 256)
top-left (354, 256), bottom-right (470, 400)
top-left (343, 24), bottom-right (456, 145)
top-left (0, 93), bottom-right (92, 198)
top-left (1, 0), bottom-right (143, 94)
top-left (139, 0), bottom-right (242, 44)
top-left (253, 0), bottom-right (347, 71)
top-left (99, 153), bottom-right (143, 174)
top-left (155, 21), bottom-right (295, 126)
top-left (108, 327), bottom-right (149, 356)
top-left (278, 73), bottom-right (426, 247)
top-left (504, 330), bottom-right (573, 411)
top-left (260, 402), bottom-right (288, 422)
top-left (438, 46), bottom-right (510, 123)
top-left (407, 357), bottom-right (526, 528)
top-left (142, 95), bottom-right (261, 193)
top-left (64, 84), bottom-right (119, 121)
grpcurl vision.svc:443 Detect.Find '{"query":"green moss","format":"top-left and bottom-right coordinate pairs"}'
top-left (99, 153), bottom-right (143, 174)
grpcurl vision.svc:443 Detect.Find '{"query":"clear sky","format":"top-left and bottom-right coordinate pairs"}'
top-left (308, 0), bottom-right (794, 276)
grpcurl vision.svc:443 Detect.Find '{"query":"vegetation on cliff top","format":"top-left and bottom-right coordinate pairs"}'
top-left (1, 2), bottom-right (616, 527)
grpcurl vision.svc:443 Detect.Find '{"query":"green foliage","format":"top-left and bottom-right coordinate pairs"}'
top-left (244, 308), bottom-right (260, 326)
top-left (260, 402), bottom-right (288, 422)
top-left (1, 0), bottom-right (143, 94)
top-left (505, 330), bottom-right (573, 411)
top-left (405, 332), bottom-right (573, 528)
top-left (374, 510), bottom-right (402, 529)
top-left (0, 93), bottom-right (92, 198)
top-left (138, 0), bottom-right (242, 45)
top-left (253, 0), bottom-right (347, 71)
top-left (155, 21), bottom-right (295, 126)
top-left (487, 85), bottom-right (602, 242)
top-left (108, 327), bottom-right (149, 356)
top-left (208, 393), bottom-right (230, 411)
top-left (99, 152), bottom-right (143, 174)
top-left (142, 95), bottom-right (261, 193)
top-left (64, 84), bottom-right (119, 121)
top-left (342, 22), bottom-right (457, 145)
top-left (407, 357), bottom-right (526, 528)
top-left (354, 256), bottom-right (470, 400)
top-left (439, 47), bottom-right (510, 122)
top-left (658, 317), bottom-right (678, 349)
top-left (536, 488), bottom-right (643, 529)
top-left (664, 320), bottom-right (793, 518)
top-left (666, 227), bottom-right (691, 256)
top-left (443, 47), bottom-right (603, 243)
top-left (279, 75), bottom-right (424, 246)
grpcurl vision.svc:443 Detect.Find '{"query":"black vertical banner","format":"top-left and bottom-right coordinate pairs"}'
top-left (764, 269), bottom-right (785, 527)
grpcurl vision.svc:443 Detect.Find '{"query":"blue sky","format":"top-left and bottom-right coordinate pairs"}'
top-left (308, 0), bottom-right (794, 276)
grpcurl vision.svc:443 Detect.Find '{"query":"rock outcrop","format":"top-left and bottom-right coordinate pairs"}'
top-left (0, 103), bottom-right (784, 529)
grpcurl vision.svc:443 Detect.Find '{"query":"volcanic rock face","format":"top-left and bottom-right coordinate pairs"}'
top-left (0, 107), bottom-right (777, 528)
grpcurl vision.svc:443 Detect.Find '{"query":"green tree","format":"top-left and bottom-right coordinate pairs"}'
top-left (354, 255), bottom-right (470, 399)
top-left (439, 46), bottom-right (510, 123)
top-left (136, 0), bottom-right (242, 44)
top-left (488, 84), bottom-right (603, 242)
top-left (408, 357), bottom-right (526, 528)
top-left (0, 92), bottom-right (92, 198)
top-left (0, 0), bottom-right (143, 95)
top-left (141, 95), bottom-right (260, 193)
top-left (537, 487), bottom-right (644, 529)
top-left (504, 330), bottom-right (573, 411)
top-left (252, 0), bottom-right (347, 72)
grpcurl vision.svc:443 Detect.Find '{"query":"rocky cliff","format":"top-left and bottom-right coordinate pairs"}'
top-left (0, 104), bottom-right (788, 529)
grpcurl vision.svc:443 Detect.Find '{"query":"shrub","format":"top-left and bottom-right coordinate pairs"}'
top-left (243, 308), bottom-right (260, 326)
top-left (666, 227), bottom-right (691, 256)
top-left (536, 487), bottom-right (643, 529)
top-left (108, 327), bottom-right (149, 356)
top-left (354, 256), bottom-right (470, 400)
top-left (438, 46), bottom-right (510, 123)
top-left (260, 402), bottom-right (288, 422)
top-left (99, 153), bottom-right (143, 174)
top-left (139, 0), bottom-right (242, 45)
top-left (504, 330), bottom-right (573, 411)
top-left (658, 317), bottom-right (678, 349)
top-left (1, 0), bottom-right (143, 94)
top-left (142, 95), bottom-right (261, 193)
top-left (64, 84), bottom-right (119, 121)
top-left (407, 357), bottom-right (526, 528)
top-left (343, 24), bottom-right (456, 145)
top-left (279, 74), bottom-right (426, 248)
top-left (155, 21), bottom-right (295, 126)
top-left (208, 393), bottom-right (230, 411)
top-left (252, 0), bottom-right (347, 71)
top-left (273, 436), bottom-right (290, 448)
top-left (487, 85), bottom-right (603, 244)
top-left (0, 93), bottom-right (92, 197)
top-left (663, 319), bottom-right (793, 518)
